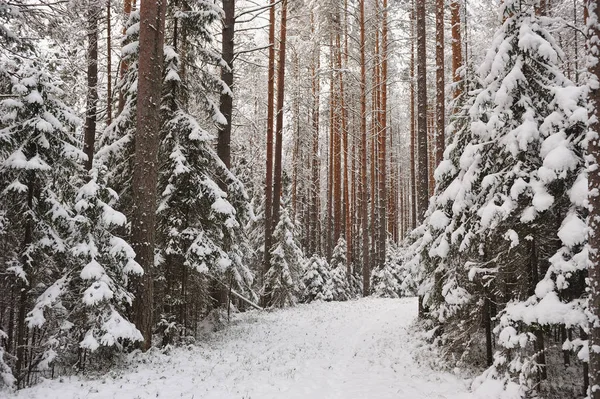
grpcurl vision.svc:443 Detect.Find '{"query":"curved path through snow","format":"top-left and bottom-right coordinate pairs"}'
top-left (15, 297), bottom-right (475, 399)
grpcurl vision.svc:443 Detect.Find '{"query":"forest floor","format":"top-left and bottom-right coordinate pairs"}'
top-left (12, 297), bottom-right (478, 399)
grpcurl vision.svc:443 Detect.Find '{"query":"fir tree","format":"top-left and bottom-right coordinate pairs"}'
top-left (302, 255), bottom-right (333, 302)
top-left (264, 186), bottom-right (305, 307)
top-left (329, 237), bottom-right (351, 301)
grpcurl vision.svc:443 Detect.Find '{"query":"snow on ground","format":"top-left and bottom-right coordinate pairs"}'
top-left (12, 297), bottom-right (477, 399)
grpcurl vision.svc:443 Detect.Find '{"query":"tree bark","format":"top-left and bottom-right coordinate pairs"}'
top-left (415, 0), bottom-right (429, 223)
top-left (410, 1), bottom-right (417, 229)
top-left (378, 0), bottom-right (388, 264)
top-left (218, 0), bottom-right (235, 171)
top-left (588, 3), bottom-right (600, 396)
top-left (359, 0), bottom-right (370, 296)
top-left (118, 0), bottom-right (134, 115)
top-left (83, 2), bottom-right (99, 171)
top-left (435, 0), bottom-right (445, 166)
top-left (450, 0), bottom-right (463, 101)
top-left (107, 0), bottom-right (112, 125)
top-left (271, 0), bottom-right (288, 250)
top-left (130, 0), bottom-right (167, 351)
top-left (262, 0), bottom-right (276, 303)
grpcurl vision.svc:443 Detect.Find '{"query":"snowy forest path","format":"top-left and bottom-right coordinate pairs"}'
top-left (14, 298), bottom-right (474, 399)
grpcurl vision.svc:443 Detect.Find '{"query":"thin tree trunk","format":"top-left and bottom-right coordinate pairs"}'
top-left (83, 2), bottom-right (99, 171)
top-left (130, 0), bottom-right (167, 351)
top-left (450, 0), bottom-right (463, 101)
top-left (118, 0), bottom-right (134, 115)
top-left (416, 0), bottom-right (429, 222)
top-left (588, 4), bottom-right (600, 396)
top-left (309, 17), bottom-right (320, 256)
top-left (262, 0), bottom-right (276, 302)
top-left (107, 0), bottom-right (112, 125)
top-left (410, 1), bottom-right (417, 229)
top-left (218, 0), bottom-right (235, 171)
top-left (271, 0), bottom-right (288, 243)
top-left (359, 0), bottom-right (369, 296)
top-left (378, 0), bottom-right (388, 263)
top-left (435, 0), bottom-right (445, 166)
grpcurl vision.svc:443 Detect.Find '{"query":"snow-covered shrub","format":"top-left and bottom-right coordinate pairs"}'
top-left (264, 187), bottom-right (305, 307)
top-left (329, 237), bottom-right (351, 301)
top-left (302, 255), bottom-right (333, 302)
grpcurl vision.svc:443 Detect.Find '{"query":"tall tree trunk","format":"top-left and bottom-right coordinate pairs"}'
top-left (415, 0), bottom-right (429, 223)
top-left (262, 0), bottom-right (276, 302)
top-left (218, 0), bottom-right (235, 171)
top-left (588, 3), bottom-right (600, 393)
top-left (309, 17), bottom-right (320, 257)
top-left (378, 0), bottom-right (388, 264)
top-left (118, 0), bottom-right (134, 115)
top-left (130, 0), bottom-right (167, 351)
top-left (359, 0), bottom-right (370, 296)
top-left (435, 0), bottom-right (445, 166)
top-left (342, 0), bottom-right (352, 271)
top-left (271, 0), bottom-right (288, 245)
top-left (83, 2), bottom-right (99, 171)
top-left (410, 1), bottom-right (417, 229)
top-left (107, 0), bottom-right (112, 125)
top-left (450, 0), bottom-right (463, 101)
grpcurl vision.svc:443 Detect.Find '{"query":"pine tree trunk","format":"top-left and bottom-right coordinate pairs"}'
top-left (416, 0), bottom-right (428, 223)
top-left (588, 2), bottom-right (600, 395)
top-left (435, 0), bottom-right (445, 166)
top-left (218, 0), bottom-right (235, 171)
top-left (309, 21), bottom-right (320, 257)
top-left (271, 0), bottom-right (287, 253)
top-left (262, 0), bottom-right (276, 303)
top-left (118, 0), bottom-right (134, 115)
top-left (410, 1), bottom-right (417, 229)
top-left (450, 0), bottom-right (463, 101)
top-left (130, 0), bottom-right (167, 351)
top-left (378, 0), bottom-right (388, 264)
top-left (107, 0), bottom-right (112, 125)
top-left (359, 0), bottom-right (370, 296)
top-left (83, 2), bottom-right (99, 171)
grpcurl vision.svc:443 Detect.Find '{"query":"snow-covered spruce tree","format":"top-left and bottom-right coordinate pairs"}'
top-left (371, 240), bottom-right (403, 298)
top-left (329, 237), bottom-right (351, 301)
top-left (264, 184), bottom-right (305, 307)
top-left (402, 64), bottom-right (481, 338)
top-left (155, 1), bottom-right (253, 340)
top-left (0, 57), bottom-right (84, 385)
top-left (27, 165), bottom-right (144, 367)
top-left (302, 255), bottom-right (333, 303)
top-left (407, 2), bottom-right (588, 395)
top-left (466, 1), bottom-right (588, 394)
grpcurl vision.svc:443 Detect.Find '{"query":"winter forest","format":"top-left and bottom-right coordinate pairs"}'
top-left (2, 0), bottom-right (600, 398)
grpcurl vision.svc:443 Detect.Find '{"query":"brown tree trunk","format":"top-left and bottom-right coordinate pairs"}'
top-left (309, 17), bottom-right (320, 256)
top-left (588, 2), bottom-right (600, 391)
top-left (378, 0), bottom-right (388, 264)
top-left (218, 0), bottom-right (235, 171)
top-left (435, 0), bottom-right (445, 166)
top-left (410, 1), bottom-right (417, 229)
top-left (130, 0), bottom-right (167, 351)
top-left (359, 0), bottom-right (370, 296)
top-left (450, 0), bottom-right (463, 101)
top-left (416, 0), bottom-right (429, 222)
top-left (107, 0), bottom-right (112, 125)
top-left (262, 0), bottom-right (276, 302)
top-left (271, 0), bottom-right (288, 244)
top-left (83, 2), bottom-right (99, 171)
top-left (342, 0), bottom-right (352, 271)
top-left (118, 0), bottom-right (134, 115)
